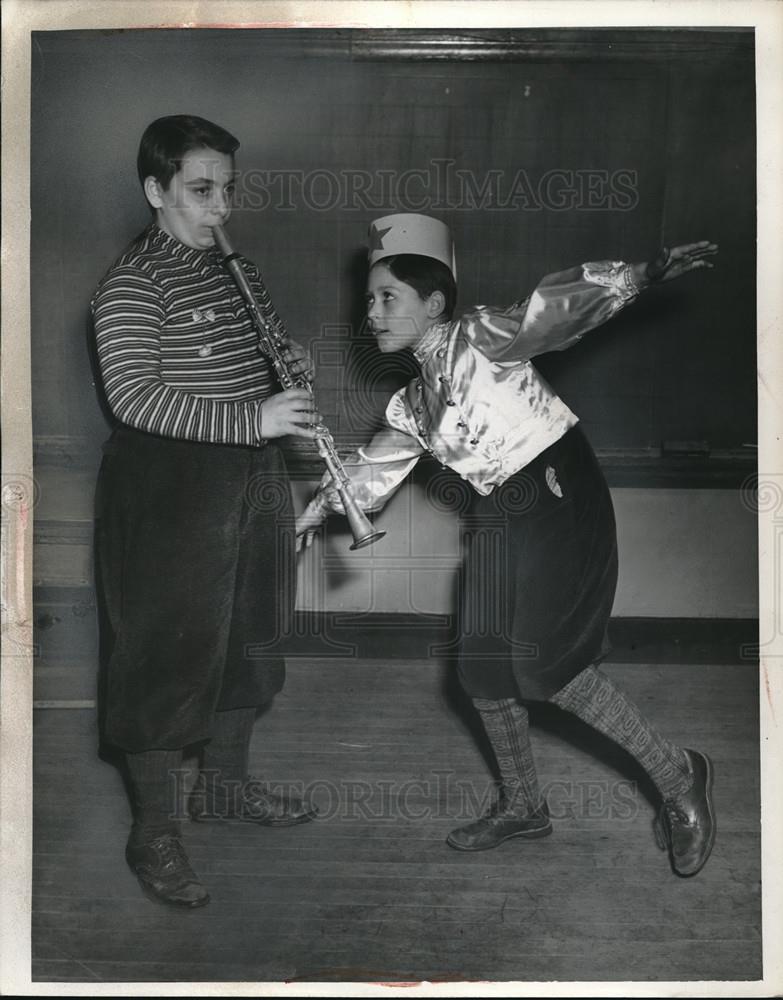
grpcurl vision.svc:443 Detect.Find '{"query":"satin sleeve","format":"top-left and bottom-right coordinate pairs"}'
top-left (317, 388), bottom-right (426, 514)
top-left (462, 260), bottom-right (640, 362)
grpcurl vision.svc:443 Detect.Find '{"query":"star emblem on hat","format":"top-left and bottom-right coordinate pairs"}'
top-left (368, 224), bottom-right (393, 252)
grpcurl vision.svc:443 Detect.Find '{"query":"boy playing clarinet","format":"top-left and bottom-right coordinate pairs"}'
top-left (92, 115), bottom-right (319, 908)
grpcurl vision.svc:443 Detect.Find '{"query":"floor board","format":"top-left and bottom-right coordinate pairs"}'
top-left (32, 659), bottom-right (761, 984)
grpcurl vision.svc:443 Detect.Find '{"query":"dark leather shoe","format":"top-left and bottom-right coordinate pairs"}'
top-left (188, 773), bottom-right (318, 827)
top-left (125, 832), bottom-right (210, 908)
top-left (654, 748), bottom-right (716, 877)
top-left (447, 799), bottom-right (552, 852)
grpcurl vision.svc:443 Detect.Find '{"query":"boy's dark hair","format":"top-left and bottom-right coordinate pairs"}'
top-left (137, 115), bottom-right (240, 191)
top-left (380, 254), bottom-right (457, 321)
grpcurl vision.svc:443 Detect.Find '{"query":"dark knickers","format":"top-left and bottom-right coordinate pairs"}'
top-left (457, 424), bottom-right (618, 701)
top-left (95, 427), bottom-right (295, 751)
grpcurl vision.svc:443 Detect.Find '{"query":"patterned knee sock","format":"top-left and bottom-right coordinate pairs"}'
top-left (473, 697), bottom-right (543, 813)
top-left (550, 666), bottom-right (693, 800)
top-left (201, 706), bottom-right (257, 794)
top-left (125, 749), bottom-right (183, 840)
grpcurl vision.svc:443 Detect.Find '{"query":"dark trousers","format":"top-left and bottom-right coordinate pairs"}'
top-left (95, 427), bottom-right (295, 752)
top-left (457, 425), bottom-right (618, 702)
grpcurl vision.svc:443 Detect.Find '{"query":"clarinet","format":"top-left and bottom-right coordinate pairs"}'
top-left (212, 225), bottom-right (386, 550)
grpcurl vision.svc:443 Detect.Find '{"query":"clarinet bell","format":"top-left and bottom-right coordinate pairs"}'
top-left (340, 488), bottom-right (387, 550)
top-left (349, 527), bottom-right (387, 551)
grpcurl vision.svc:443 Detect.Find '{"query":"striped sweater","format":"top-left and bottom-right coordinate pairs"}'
top-left (91, 224), bottom-right (279, 445)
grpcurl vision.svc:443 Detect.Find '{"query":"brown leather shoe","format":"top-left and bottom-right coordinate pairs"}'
top-left (188, 773), bottom-right (318, 827)
top-left (654, 748), bottom-right (716, 877)
top-left (447, 799), bottom-right (552, 852)
top-left (125, 832), bottom-right (210, 908)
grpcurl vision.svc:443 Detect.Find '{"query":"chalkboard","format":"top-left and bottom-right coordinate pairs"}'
top-left (31, 28), bottom-right (756, 483)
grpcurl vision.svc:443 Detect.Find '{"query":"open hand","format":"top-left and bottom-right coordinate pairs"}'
top-left (295, 496), bottom-right (328, 552)
top-left (646, 241), bottom-right (718, 283)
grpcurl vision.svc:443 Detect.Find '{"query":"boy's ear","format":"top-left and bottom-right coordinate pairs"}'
top-left (426, 290), bottom-right (446, 318)
top-left (143, 176), bottom-right (164, 209)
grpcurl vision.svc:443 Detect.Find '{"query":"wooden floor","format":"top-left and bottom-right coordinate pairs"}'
top-left (32, 659), bottom-right (761, 984)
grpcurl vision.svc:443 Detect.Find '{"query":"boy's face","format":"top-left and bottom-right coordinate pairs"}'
top-left (144, 147), bottom-right (236, 249)
top-left (366, 263), bottom-right (440, 353)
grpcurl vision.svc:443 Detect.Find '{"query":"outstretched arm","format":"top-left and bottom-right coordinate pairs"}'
top-left (464, 240), bottom-right (718, 363)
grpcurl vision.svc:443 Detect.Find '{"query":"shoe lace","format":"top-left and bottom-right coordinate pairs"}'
top-left (662, 798), bottom-right (693, 829)
top-left (154, 835), bottom-right (190, 872)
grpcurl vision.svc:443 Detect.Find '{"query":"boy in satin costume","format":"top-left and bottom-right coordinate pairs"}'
top-left (298, 213), bottom-right (718, 876)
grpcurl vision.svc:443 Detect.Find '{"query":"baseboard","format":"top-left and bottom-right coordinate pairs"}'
top-left (286, 612), bottom-right (759, 665)
top-left (604, 616), bottom-right (759, 665)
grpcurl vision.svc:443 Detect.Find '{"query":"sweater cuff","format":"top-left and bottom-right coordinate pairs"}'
top-left (254, 402), bottom-right (267, 446)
